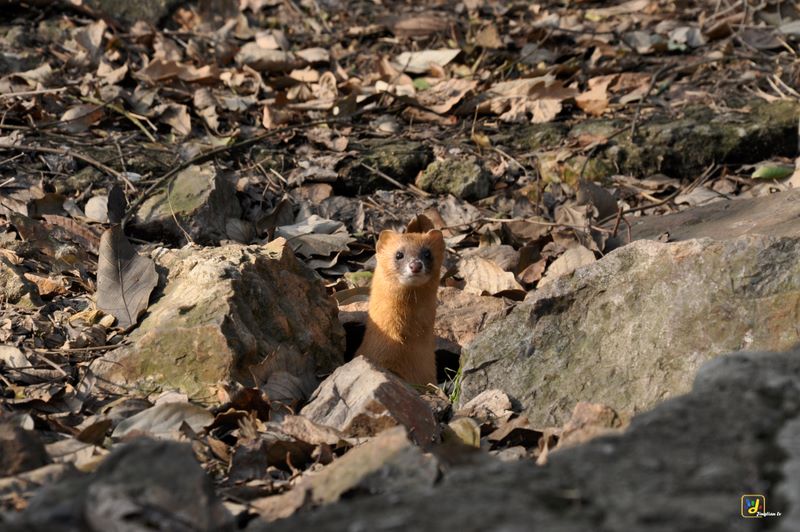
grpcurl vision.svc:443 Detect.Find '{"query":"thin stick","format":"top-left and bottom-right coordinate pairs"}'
top-left (360, 163), bottom-right (430, 198)
top-left (0, 143), bottom-right (125, 181)
top-left (0, 87), bottom-right (68, 99)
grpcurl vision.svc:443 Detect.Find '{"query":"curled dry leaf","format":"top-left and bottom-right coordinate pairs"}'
top-left (60, 104), bottom-right (105, 134)
top-left (111, 402), bottom-right (214, 440)
top-left (393, 49), bottom-right (461, 74)
top-left (482, 76), bottom-right (579, 124)
top-left (459, 255), bottom-right (524, 296)
top-left (415, 78), bottom-right (477, 114)
top-left (84, 195), bottom-right (109, 223)
top-left (274, 215), bottom-right (354, 258)
top-left (538, 245), bottom-right (596, 287)
top-left (96, 226), bottom-right (158, 330)
top-left (575, 76), bottom-right (613, 116)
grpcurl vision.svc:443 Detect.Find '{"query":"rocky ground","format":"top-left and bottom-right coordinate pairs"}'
top-left (2, 0), bottom-right (800, 530)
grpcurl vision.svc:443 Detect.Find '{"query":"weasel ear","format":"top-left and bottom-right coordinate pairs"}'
top-left (406, 214), bottom-right (434, 233)
top-left (426, 229), bottom-right (444, 249)
top-left (376, 230), bottom-right (396, 252)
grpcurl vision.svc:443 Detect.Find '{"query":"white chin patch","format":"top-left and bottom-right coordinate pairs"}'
top-left (398, 273), bottom-right (429, 287)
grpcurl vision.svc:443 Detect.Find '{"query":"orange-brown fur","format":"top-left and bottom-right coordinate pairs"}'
top-left (356, 229), bottom-right (445, 386)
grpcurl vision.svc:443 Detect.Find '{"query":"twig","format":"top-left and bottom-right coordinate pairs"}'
top-left (30, 351), bottom-right (68, 377)
top-left (0, 143), bottom-right (125, 181)
top-left (81, 96), bottom-right (157, 143)
top-left (0, 87), bottom-right (68, 99)
top-left (359, 163), bottom-right (430, 198)
top-left (630, 63), bottom-right (674, 139)
top-left (33, 343), bottom-right (127, 354)
top-left (598, 163), bottom-right (718, 227)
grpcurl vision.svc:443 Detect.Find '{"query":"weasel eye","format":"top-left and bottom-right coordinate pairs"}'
top-left (421, 248), bottom-right (432, 260)
top-left (395, 251), bottom-right (404, 260)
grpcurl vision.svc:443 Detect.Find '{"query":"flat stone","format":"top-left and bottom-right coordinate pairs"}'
top-left (250, 426), bottom-right (438, 524)
top-left (301, 357), bottom-right (438, 446)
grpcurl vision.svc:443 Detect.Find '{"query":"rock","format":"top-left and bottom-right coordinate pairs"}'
top-left (0, 423), bottom-right (49, 476)
top-left (338, 139), bottom-right (433, 194)
top-left (0, 463), bottom-right (75, 507)
top-left (557, 402), bottom-right (623, 449)
top-left (260, 348), bottom-right (800, 531)
top-left (91, 239), bottom-right (345, 404)
top-left (300, 357), bottom-right (438, 446)
top-left (621, 188), bottom-right (800, 244)
top-left (455, 389), bottom-right (514, 422)
top-left (250, 426), bottom-right (438, 523)
top-left (82, 0), bottom-right (184, 25)
top-left (12, 438), bottom-right (233, 531)
top-left (434, 287), bottom-right (507, 352)
top-left (510, 99), bottom-right (800, 181)
top-left (0, 257), bottom-right (41, 307)
top-left (460, 234), bottom-right (800, 425)
top-left (416, 158), bottom-right (491, 200)
top-left (132, 162), bottom-right (242, 245)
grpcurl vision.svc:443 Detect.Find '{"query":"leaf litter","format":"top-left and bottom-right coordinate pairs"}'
top-left (0, 0), bottom-right (798, 525)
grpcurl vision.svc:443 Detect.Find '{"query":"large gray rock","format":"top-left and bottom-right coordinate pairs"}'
top-left (91, 239), bottom-right (345, 404)
top-left (461, 234), bottom-right (800, 425)
top-left (260, 348), bottom-right (800, 532)
top-left (8, 438), bottom-right (233, 532)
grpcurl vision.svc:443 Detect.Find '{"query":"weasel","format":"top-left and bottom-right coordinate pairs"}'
top-left (356, 228), bottom-right (445, 386)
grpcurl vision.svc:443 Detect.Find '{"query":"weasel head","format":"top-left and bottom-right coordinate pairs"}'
top-left (376, 229), bottom-right (445, 288)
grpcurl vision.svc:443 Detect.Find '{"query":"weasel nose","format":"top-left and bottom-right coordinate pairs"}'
top-left (408, 259), bottom-right (423, 274)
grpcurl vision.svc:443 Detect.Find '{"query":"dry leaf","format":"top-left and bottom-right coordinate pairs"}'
top-left (391, 15), bottom-right (450, 39)
top-left (538, 245), bottom-right (596, 287)
top-left (475, 24), bottom-right (503, 49)
top-left (60, 104), bottom-right (104, 134)
top-left (96, 226), bottom-right (158, 330)
top-left (24, 273), bottom-right (66, 296)
top-left (415, 78), bottom-right (477, 114)
top-left (575, 76), bottom-right (613, 116)
top-left (112, 402), bottom-right (213, 439)
top-left (459, 256), bottom-right (524, 296)
top-left (393, 49), bottom-right (461, 74)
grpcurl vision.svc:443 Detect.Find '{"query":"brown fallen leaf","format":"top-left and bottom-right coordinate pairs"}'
top-left (23, 273), bottom-right (66, 297)
top-left (538, 245), bottom-right (596, 287)
top-left (390, 14), bottom-right (450, 39)
top-left (575, 75), bottom-right (613, 116)
top-left (95, 226), bottom-right (158, 330)
top-left (415, 78), bottom-right (477, 115)
top-left (60, 104), bottom-right (105, 134)
top-left (458, 255), bottom-right (525, 297)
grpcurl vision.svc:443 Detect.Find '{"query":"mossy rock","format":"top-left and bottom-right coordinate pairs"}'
top-left (416, 158), bottom-right (491, 200)
top-left (337, 139), bottom-right (433, 194)
top-left (91, 240), bottom-right (346, 404)
top-left (133, 162), bottom-right (241, 245)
